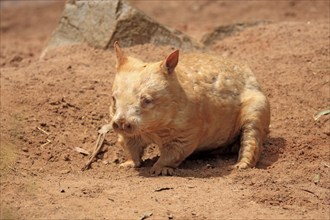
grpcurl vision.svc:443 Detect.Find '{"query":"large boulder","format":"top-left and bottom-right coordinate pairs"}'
top-left (42, 0), bottom-right (201, 56)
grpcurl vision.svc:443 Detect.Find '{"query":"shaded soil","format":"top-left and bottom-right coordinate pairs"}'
top-left (1, 1), bottom-right (329, 219)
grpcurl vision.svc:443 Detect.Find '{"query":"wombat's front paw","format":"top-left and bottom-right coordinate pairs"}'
top-left (150, 165), bottom-right (174, 176)
top-left (233, 161), bottom-right (251, 169)
top-left (119, 160), bottom-right (140, 168)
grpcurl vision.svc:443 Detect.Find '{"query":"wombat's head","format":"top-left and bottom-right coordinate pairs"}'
top-left (110, 42), bottom-right (180, 136)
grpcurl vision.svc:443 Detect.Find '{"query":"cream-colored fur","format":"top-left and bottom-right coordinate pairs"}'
top-left (110, 42), bottom-right (270, 175)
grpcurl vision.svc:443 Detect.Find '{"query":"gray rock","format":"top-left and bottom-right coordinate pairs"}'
top-left (42, 0), bottom-right (202, 56)
top-left (201, 21), bottom-right (270, 46)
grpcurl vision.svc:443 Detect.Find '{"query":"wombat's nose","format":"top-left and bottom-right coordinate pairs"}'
top-left (112, 119), bottom-right (133, 132)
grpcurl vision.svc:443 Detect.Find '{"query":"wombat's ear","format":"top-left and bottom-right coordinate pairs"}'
top-left (162, 50), bottom-right (179, 74)
top-left (114, 41), bottom-right (127, 69)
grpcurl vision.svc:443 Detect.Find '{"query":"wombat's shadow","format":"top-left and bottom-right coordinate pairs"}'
top-left (138, 136), bottom-right (286, 178)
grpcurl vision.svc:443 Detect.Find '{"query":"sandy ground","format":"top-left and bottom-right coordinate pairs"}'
top-left (0, 1), bottom-right (329, 219)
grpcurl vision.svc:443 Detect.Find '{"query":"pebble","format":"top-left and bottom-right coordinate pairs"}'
top-left (59, 169), bottom-right (70, 174)
top-left (102, 160), bottom-right (109, 165)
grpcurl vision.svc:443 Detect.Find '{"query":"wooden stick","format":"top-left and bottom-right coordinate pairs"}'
top-left (40, 139), bottom-right (52, 148)
top-left (37, 127), bottom-right (50, 136)
top-left (81, 124), bottom-right (112, 171)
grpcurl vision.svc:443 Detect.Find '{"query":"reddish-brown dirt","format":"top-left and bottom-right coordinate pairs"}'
top-left (1, 1), bottom-right (329, 219)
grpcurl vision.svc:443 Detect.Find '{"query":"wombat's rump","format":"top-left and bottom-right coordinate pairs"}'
top-left (110, 42), bottom-right (270, 175)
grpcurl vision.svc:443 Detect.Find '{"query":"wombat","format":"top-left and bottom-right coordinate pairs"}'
top-left (110, 42), bottom-right (270, 175)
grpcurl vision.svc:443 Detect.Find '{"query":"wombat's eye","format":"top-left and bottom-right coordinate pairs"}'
top-left (141, 96), bottom-right (153, 107)
top-left (144, 98), bottom-right (152, 104)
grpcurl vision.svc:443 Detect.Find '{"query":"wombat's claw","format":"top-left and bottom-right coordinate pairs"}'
top-left (119, 160), bottom-right (140, 168)
top-left (150, 165), bottom-right (174, 176)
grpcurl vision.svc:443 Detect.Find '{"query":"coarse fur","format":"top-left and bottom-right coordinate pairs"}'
top-left (110, 42), bottom-right (270, 175)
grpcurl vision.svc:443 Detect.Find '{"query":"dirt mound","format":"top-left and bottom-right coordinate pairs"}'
top-left (1, 1), bottom-right (329, 219)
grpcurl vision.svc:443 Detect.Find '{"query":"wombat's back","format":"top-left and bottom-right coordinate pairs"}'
top-left (176, 53), bottom-right (260, 105)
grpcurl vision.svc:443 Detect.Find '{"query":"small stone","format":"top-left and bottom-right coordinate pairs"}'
top-left (60, 170), bottom-right (70, 174)
top-left (140, 212), bottom-right (153, 220)
top-left (102, 160), bottom-right (109, 165)
top-left (22, 147), bottom-right (29, 152)
top-left (206, 163), bottom-right (214, 169)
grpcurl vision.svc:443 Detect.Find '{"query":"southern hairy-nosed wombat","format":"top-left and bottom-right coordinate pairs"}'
top-left (110, 42), bottom-right (270, 175)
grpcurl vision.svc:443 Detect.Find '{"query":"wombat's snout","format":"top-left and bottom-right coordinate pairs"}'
top-left (112, 118), bottom-right (134, 133)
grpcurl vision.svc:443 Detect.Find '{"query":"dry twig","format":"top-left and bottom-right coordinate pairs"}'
top-left (81, 124), bottom-right (112, 171)
top-left (322, 162), bottom-right (329, 168)
top-left (40, 139), bottom-right (52, 148)
top-left (74, 147), bottom-right (90, 155)
top-left (313, 109), bottom-right (330, 121)
top-left (37, 126), bottom-right (50, 136)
